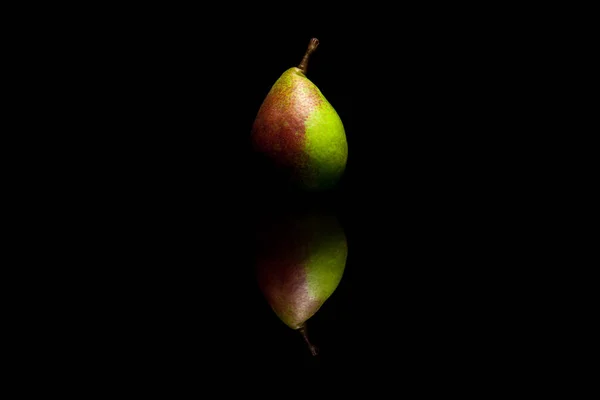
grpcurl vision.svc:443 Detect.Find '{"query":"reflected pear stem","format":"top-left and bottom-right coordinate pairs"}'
top-left (298, 38), bottom-right (319, 75)
top-left (298, 323), bottom-right (318, 356)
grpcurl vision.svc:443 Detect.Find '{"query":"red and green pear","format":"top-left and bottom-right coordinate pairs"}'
top-left (256, 210), bottom-right (347, 355)
top-left (251, 38), bottom-right (348, 191)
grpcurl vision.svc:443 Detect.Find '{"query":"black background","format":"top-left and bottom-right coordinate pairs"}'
top-left (39, 6), bottom-right (549, 389)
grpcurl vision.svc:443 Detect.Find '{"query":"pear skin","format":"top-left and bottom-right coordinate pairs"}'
top-left (251, 38), bottom-right (348, 191)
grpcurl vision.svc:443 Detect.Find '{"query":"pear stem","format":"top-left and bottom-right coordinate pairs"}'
top-left (297, 38), bottom-right (319, 75)
top-left (298, 323), bottom-right (318, 356)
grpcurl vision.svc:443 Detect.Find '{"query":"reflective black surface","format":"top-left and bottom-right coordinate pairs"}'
top-left (58, 12), bottom-right (536, 388)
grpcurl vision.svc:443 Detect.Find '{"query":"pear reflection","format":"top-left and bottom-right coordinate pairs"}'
top-left (255, 208), bottom-right (347, 356)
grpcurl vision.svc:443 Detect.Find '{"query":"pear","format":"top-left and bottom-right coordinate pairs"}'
top-left (251, 38), bottom-right (348, 191)
top-left (255, 208), bottom-right (347, 356)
